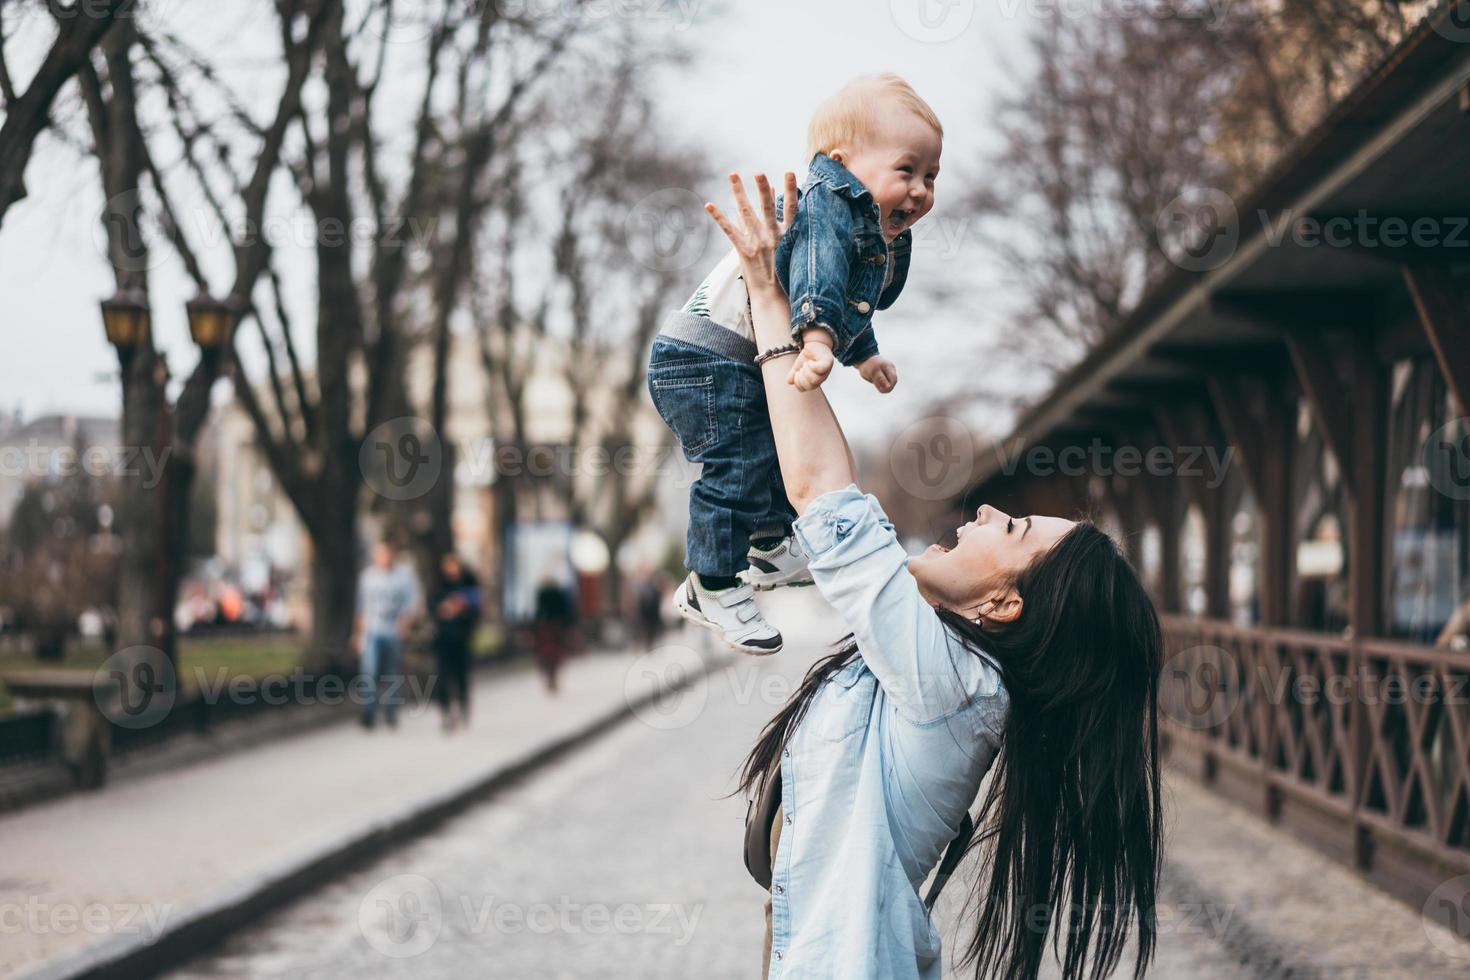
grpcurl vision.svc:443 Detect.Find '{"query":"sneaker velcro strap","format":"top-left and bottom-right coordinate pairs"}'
top-left (735, 604), bottom-right (760, 624)
top-left (716, 584), bottom-right (756, 608)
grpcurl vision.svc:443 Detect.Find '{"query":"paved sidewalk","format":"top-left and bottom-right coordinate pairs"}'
top-left (0, 642), bottom-right (727, 980)
top-left (1156, 768), bottom-right (1469, 977)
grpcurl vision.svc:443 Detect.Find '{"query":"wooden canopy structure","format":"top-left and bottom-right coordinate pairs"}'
top-left (965, 2), bottom-right (1470, 924)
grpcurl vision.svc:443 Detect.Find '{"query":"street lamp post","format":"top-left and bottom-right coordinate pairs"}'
top-left (185, 295), bottom-right (238, 353)
top-left (98, 289), bottom-right (150, 352)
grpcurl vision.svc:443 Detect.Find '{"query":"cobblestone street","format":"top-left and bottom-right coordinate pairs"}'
top-left (160, 592), bottom-right (1295, 980)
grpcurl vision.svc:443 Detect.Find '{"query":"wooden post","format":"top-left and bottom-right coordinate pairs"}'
top-left (1206, 375), bottom-right (1294, 626)
top-left (1283, 326), bottom-right (1389, 638)
top-left (1153, 400), bottom-right (1232, 618)
top-left (1403, 264), bottom-right (1470, 419)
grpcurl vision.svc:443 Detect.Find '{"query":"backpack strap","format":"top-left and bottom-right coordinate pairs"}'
top-left (924, 811), bottom-right (975, 910)
top-left (743, 761), bottom-right (783, 891)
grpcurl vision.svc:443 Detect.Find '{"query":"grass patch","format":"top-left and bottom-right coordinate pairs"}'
top-left (0, 632), bottom-right (308, 712)
top-left (0, 625), bottom-right (507, 713)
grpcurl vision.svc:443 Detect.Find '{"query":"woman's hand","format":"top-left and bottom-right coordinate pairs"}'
top-left (705, 171), bottom-right (800, 301)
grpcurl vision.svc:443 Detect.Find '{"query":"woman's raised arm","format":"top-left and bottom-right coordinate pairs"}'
top-left (705, 173), bottom-right (857, 515)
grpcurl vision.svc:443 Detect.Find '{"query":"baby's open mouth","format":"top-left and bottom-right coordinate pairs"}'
top-left (887, 209), bottom-right (913, 232)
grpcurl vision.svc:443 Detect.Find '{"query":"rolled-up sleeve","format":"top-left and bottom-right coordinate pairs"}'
top-left (779, 185), bottom-right (856, 353)
top-left (794, 485), bottom-right (988, 725)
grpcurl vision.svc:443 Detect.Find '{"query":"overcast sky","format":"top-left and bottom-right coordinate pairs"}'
top-left (0, 0), bottom-right (1042, 448)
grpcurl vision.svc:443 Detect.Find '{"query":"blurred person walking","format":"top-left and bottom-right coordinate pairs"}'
top-left (432, 553), bottom-right (482, 731)
top-left (351, 540), bottom-right (421, 730)
top-left (532, 578), bottom-right (576, 694)
top-left (633, 572), bottom-right (665, 651)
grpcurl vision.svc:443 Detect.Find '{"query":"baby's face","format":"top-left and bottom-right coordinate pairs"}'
top-left (837, 103), bottom-right (942, 241)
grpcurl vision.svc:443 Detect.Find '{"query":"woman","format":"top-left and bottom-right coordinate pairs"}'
top-left (532, 577), bottom-right (576, 694)
top-left (705, 174), bottom-right (1163, 980)
top-left (431, 553), bottom-right (481, 732)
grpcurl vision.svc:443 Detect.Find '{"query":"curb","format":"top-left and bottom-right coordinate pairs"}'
top-left (18, 647), bottom-right (737, 980)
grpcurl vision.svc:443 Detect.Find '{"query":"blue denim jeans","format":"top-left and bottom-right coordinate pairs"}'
top-left (360, 631), bottom-right (403, 725)
top-left (647, 333), bottom-right (796, 577)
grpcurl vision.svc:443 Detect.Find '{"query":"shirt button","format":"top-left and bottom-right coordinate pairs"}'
top-left (775, 883), bottom-right (784, 894)
top-left (801, 300), bottom-right (811, 311)
top-left (785, 813), bottom-right (792, 825)
top-left (855, 300), bottom-right (871, 313)
top-left (782, 749), bottom-right (790, 757)
top-left (774, 951), bottom-right (783, 961)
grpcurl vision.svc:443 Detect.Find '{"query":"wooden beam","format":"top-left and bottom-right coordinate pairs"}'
top-left (1209, 289), bottom-right (1384, 332)
top-left (1346, 331), bottom-right (1388, 639)
top-left (1153, 344), bottom-right (1290, 376)
top-left (1206, 375), bottom-right (1294, 625)
top-left (1205, 376), bottom-right (1265, 499)
top-left (1283, 330), bottom-right (1354, 474)
top-left (1402, 264), bottom-right (1470, 418)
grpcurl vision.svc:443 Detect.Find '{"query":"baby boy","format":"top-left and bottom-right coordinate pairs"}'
top-left (646, 73), bottom-right (943, 654)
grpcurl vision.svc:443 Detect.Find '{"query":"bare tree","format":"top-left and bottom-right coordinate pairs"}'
top-left (476, 51), bottom-right (704, 619)
top-left (975, 1), bottom-right (1434, 373)
top-left (226, 0), bottom-right (584, 666)
top-left (81, 0), bottom-right (328, 664)
top-left (0, 0), bottom-right (127, 225)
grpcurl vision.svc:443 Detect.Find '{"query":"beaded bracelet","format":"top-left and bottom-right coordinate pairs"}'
top-left (755, 342), bottom-right (801, 366)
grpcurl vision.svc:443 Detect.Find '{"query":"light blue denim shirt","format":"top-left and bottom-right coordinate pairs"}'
top-left (769, 485), bottom-right (1009, 979)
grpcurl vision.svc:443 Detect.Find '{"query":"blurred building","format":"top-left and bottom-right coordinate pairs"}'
top-left (214, 331), bottom-right (679, 629)
top-left (0, 413), bottom-right (119, 532)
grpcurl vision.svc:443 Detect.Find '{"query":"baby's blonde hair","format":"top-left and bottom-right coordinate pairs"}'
top-left (806, 73), bottom-right (943, 162)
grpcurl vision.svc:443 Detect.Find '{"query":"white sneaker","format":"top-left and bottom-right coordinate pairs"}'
top-left (742, 534), bottom-right (814, 591)
top-left (672, 573), bottom-right (783, 656)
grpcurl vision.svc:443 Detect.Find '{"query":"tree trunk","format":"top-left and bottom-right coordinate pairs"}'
top-left (34, 624), bottom-right (66, 662)
top-left (309, 506), bottom-right (359, 671)
top-left (602, 542), bottom-right (625, 624)
top-left (115, 349), bottom-right (176, 663)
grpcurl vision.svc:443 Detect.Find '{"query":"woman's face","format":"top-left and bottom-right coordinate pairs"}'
top-left (908, 504), bottom-right (1075, 622)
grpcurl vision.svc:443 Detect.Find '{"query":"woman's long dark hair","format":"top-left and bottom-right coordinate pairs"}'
top-left (738, 522), bottom-right (1163, 980)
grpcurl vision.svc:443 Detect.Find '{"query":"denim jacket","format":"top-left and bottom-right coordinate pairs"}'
top-left (775, 154), bottom-right (913, 368)
top-left (768, 485), bottom-right (1008, 979)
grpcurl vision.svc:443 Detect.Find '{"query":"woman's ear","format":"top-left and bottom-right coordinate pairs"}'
top-left (980, 588), bottom-right (1024, 626)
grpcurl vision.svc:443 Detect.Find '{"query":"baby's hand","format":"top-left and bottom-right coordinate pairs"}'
top-left (788, 342), bottom-right (835, 391)
top-left (857, 355), bottom-right (898, 393)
